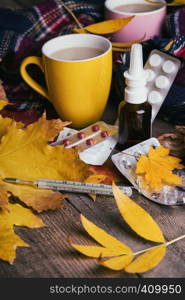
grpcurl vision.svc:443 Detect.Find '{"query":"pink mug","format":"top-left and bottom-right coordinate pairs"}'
top-left (104, 0), bottom-right (166, 42)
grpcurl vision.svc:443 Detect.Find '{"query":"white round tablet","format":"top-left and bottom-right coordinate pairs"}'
top-left (148, 91), bottom-right (162, 103)
top-left (162, 60), bottom-right (175, 74)
top-left (149, 54), bottom-right (162, 67)
top-left (155, 75), bottom-right (169, 89)
top-left (146, 69), bottom-right (155, 82)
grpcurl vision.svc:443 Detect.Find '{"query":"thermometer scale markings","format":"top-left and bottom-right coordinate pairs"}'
top-left (3, 178), bottom-right (133, 197)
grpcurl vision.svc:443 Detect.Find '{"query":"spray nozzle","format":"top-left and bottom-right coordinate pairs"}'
top-left (129, 43), bottom-right (144, 77)
top-left (125, 43), bottom-right (147, 81)
top-left (124, 43), bottom-right (148, 103)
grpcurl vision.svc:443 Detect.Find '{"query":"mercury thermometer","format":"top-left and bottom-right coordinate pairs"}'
top-left (3, 178), bottom-right (133, 197)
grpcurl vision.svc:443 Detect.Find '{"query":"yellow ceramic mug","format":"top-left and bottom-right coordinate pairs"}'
top-left (20, 34), bottom-right (112, 128)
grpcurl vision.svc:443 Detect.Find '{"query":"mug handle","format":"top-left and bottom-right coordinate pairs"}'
top-left (20, 56), bottom-right (50, 101)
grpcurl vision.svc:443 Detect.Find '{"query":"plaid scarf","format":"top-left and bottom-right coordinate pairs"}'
top-left (0, 0), bottom-right (185, 124)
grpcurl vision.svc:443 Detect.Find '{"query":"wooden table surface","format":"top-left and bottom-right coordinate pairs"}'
top-left (0, 0), bottom-right (184, 280)
top-left (0, 105), bottom-right (184, 279)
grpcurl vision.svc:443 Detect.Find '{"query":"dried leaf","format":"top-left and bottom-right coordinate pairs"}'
top-left (99, 254), bottom-right (133, 271)
top-left (145, 0), bottom-right (184, 6)
top-left (70, 244), bottom-right (127, 258)
top-left (0, 115), bottom-right (24, 140)
top-left (73, 17), bottom-right (134, 34)
top-left (0, 226), bottom-right (28, 263)
top-left (0, 202), bottom-right (44, 263)
top-left (70, 214), bottom-right (132, 259)
top-left (112, 183), bottom-right (165, 243)
top-left (8, 203), bottom-right (45, 227)
top-left (0, 99), bottom-right (8, 110)
top-left (0, 114), bottom-right (90, 211)
top-left (136, 146), bottom-right (183, 191)
top-left (85, 174), bottom-right (109, 201)
top-left (112, 35), bottom-right (145, 48)
top-left (89, 159), bottom-right (123, 184)
top-left (0, 186), bottom-right (9, 211)
top-left (80, 215), bottom-right (132, 253)
top-left (2, 182), bottom-right (65, 212)
top-left (125, 245), bottom-right (166, 273)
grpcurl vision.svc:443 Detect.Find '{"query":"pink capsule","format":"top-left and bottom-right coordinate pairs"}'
top-left (101, 131), bottom-right (109, 138)
top-left (86, 138), bottom-right (94, 146)
top-left (63, 139), bottom-right (70, 147)
top-left (92, 124), bottom-right (100, 132)
top-left (77, 132), bottom-right (85, 139)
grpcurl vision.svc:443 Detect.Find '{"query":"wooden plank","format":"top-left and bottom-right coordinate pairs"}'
top-left (66, 191), bottom-right (185, 278)
top-left (0, 198), bottom-right (136, 278)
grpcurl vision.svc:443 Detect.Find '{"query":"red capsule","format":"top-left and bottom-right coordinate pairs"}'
top-left (63, 139), bottom-right (70, 147)
top-left (101, 131), bottom-right (109, 138)
top-left (77, 132), bottom-right (85, 139)
top-left (86, 138), bottom-right (94, 146)
top-left (92, 124), bottom-right (100, 132)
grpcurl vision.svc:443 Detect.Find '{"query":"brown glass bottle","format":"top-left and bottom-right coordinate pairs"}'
top-left (117, 101), bottom-right (152, 150)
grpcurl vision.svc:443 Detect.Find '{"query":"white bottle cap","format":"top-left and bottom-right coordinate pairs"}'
top-left (162, 60), bottom-right (176, 74)
top-left (155, 75), bottom-right (169, 89)
top-left (124, 44), bottom-right (148, 104)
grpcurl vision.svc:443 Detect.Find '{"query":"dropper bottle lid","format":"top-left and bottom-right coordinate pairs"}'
top-left (124, 43), bottom-right (148, 104)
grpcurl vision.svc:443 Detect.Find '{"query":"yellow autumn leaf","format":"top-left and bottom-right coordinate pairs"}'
top-left (70, 214), bottom-right (133, 259)
top-left (73, 17), bottom-right (134, 34)
top-left (0, 113), bottom-right (90, 211)
top-left (2, 181), bottom-right (65, 212)
top-left (8, 203), bottom-right (45, 227)
top-left (136, 146), bottom-right (183, 191)
top-left (0, 185), bottom-right (9, 211)
top-left (125, 245), bottom-right (166, 273)
top-left (0, 115), bottom-right (24, 140)
top-left (112, 183), bottom-right (165, 243)
top-left (85, 174), bottom-right (109, 201)
top-left (0, 226), bottom-right (28, 263)
top-left (80, 215), bottom-right (132, 253)
top-left (99, 254), bottom-right (133, 271)
top-left (145, 0), bottom-right (185, 6)
top-left (0, 202), bottom-right (44, 263)
top-left (70, 244), bottom-right (128, 258)
top-left (0, 209), bottom-right (28, 263)
top-left (0, 99), bottom-right (8, 111)
top-left (112, 35), bottom-right (146, 48)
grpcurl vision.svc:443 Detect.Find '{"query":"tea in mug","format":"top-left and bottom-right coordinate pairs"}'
top-left (51, 47), bottom-right (104, 60)
top-left (114, 3), bottom-right (163, 13)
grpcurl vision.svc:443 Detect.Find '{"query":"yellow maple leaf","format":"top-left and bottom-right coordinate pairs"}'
top-left (0, 185), bottom-right (9, 211)
top-left (2, 182), bottom-right (65, 212)
top-left (135, 146), bottom-right (183, 191)
top-left (0, 99), bottom-right (8, 111)
top-left (0, 203), bottom-right (44, 263)
top-left (0, 113), bottom-right (90, 211)
top-left (0, 115), bottom-right (24, 140)
top-left (73, 17), bottom-right (133, 34)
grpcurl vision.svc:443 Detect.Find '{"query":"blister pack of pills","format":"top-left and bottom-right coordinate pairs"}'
top-left (144, 49), bottom-right (181, 122)
top-left (59, 121), bottom-right (117, 151)
top-left (111, 138), bottom-right (185, 205)
top-left (52, 122), bottom-right (118, 165)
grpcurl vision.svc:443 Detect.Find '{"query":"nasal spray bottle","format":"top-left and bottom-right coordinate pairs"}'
top-left (117, 43), bottom-right (152, 150)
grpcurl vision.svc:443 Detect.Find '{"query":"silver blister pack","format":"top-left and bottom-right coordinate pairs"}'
top-left (144, 49), bottom-right (181, 122)
top-left (112, 138), bottom-right (185, 205)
